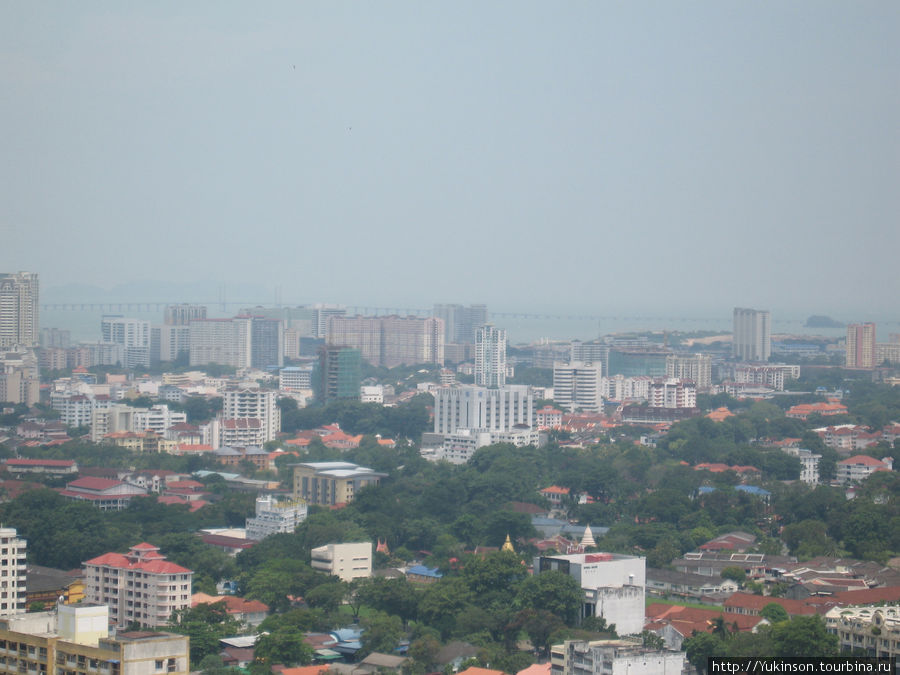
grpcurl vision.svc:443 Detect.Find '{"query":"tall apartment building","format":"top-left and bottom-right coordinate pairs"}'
top-left (83, 543), bottom-right (192, 628)
top-left (40, 327), bottom-right (70, 349)
top-left (433, 385), bottom-right (534, 434)
top-left (315, 346), bottom-right (361, 402)
top-left (732, 308), bottom-right (771, 362)
top-left (0, 349), bottom-right (40, 406)
top-left (327, 315), bottom-right (443, 368)
top-left (248, 317), bottom-right (284, 369)
top-left (648, 378), bottom-right (697, 408)
top-left (152, 324), bottom-right (191, 363)
top-left (553, 361), bottom-right (603, 413)
top-left (475, 325), bottom-right (507, 388)
top-left (189, 318), bottom-right (252, 369)
top-left (222, 385), bottom-right (280, 444)
top-left (0, 272), bottom-right (39, 349)
top-left (100, 316), bottom-right (151, 368)
top-left (0, 528), bottom-right (26, 618)
top-left (846, 323), bottom-right (876, 369)
top-left (570, 341), bottom-right (610, 374)
top-left (433, 304), bottom-right (488, 344)
top-left (0, 605), bottom-right (189, 675)
top-left (665, 354), bottom-right (711, 390)
top-left (163, 304), bottom-right (207, 326)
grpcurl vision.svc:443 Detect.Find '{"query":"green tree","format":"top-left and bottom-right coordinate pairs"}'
top-left (683, 633), bottom-right (726, 674)
top-left (760, 603), bottom-right (789, 624)
top-left (360, 611), bottom-right (404, 657)
top-left (514, 571), bottom-right (581, 625)
top-left (769, 616), bottom-right (838, 657)
top-left (169, 603), bottom-right (242, 666)
top-left (254, 628), bottom-right (314, 666)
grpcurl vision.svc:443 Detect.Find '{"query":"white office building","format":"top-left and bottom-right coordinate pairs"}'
top-left (535, 552), bottom-right (646, 635)
top-left (245, 495), bottom-right (308, 541)
top-left (433, 385), bottom-right (534, 435)
top-left (553, 361), bottom-right (603, 413)
top-left (551, 640), bottom-right (684, 675)
top-left (310, 542), bottom-right (372, 582)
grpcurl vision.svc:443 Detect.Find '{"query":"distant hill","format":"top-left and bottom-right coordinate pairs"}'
top-left (804, 315), bottom-right (844, 328)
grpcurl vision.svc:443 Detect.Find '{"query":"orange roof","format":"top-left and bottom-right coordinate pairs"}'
top-left (706, 407), bottom-right (735, 422)
top-left (724, 592), bottom-right (816, 616)
top-left (838, 455), bottom-right (889, 467)
top-left (540, 485), bottom-right (570, 495)
top-left (277, 668), bottom-right (330, 675)
top-left (285, 437), bottom-right (311, 446)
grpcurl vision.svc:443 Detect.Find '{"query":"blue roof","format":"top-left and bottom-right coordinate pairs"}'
top-left (407, 565), bottom-right (442, 578)
top-left (698, 486), bottom-right (716, 494)
top-left (735, 485), bottom-right (771, 497)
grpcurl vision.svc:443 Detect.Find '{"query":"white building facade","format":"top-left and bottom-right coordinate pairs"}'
top-left (245, 495), bottom-right (308, 540)
top-left (535, 552), bottom-right (646, 635)
top-left (475, 325), bottom-right (507, 388)
top-left (553, 361), bottom-right (603, 413)
top-left (83, 543), bottom-right (192, 628)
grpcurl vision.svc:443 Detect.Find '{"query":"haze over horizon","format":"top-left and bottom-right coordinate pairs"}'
top-left (3, 3), bottom-right (898, 318)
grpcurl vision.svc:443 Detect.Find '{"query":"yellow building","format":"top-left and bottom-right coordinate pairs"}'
top-left (0, 604), bottom-right (189, 675)
top-left (292, 462), bottom-right (386, 506)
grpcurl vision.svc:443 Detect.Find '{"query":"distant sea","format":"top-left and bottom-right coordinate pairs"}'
top-left (41, 306), bottom-right (896, 346)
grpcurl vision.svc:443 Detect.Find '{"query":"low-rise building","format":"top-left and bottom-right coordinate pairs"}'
top-left (836, 455), bottom-right (893, 484)
top-left (59, 478), bottom-right (147, 511)
top-left (0, 604), bottom-right (189, 675)
top-left (292, 462), bottom-right (386, 506)
top-left (646, 568), bottom-right (738, 600)
top-left (310, 542), bottom-right (372, 582)
top-left (825, 605), bottom-right (900, 658)
top-left (3, 458), bottom-right (77, 477)
top-left (550, 639), bottom-right (684, 675)
top-left (245, 495), bottom-right (308, 541)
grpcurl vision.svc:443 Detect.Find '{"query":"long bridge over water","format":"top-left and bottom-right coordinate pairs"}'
top-left (38, 301), bottom-right (743, 324)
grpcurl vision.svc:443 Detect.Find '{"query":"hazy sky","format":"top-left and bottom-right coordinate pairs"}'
top-left (2, 2), bottom-right (898, 317)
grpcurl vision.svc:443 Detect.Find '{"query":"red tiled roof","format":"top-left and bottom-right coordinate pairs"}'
top-left (540, 485), bottom-right (570, 495)
top-left (6, 458), bottom-right (75, 467)
top-left (83, 551), bottom-right (191, 575)
top-left (223, 418), bottom-right (261, 429)
top-left (838, 455), bottom-right (888, 467)
top-left (724, 592), bottom-right (816, 616)
top-left (67, 477), bottom-right (124, 490)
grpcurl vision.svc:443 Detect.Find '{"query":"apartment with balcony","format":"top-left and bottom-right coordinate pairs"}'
top-left (0, 529), bottom-right (26, 619)
top-left (83, 544), bottom-right (192, 629)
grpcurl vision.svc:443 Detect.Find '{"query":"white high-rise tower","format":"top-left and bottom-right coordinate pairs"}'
top-left (475, 325), bottom-right (506, 388)
top-left (0, 272), bottom-right (39, 348)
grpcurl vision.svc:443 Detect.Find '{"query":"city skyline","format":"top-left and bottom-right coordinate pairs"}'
top-left (2, 3), bottom-right (898, 317)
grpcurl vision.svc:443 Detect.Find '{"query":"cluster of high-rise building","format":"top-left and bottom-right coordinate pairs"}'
top-left (325, 315), bottom-right (443, 368)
